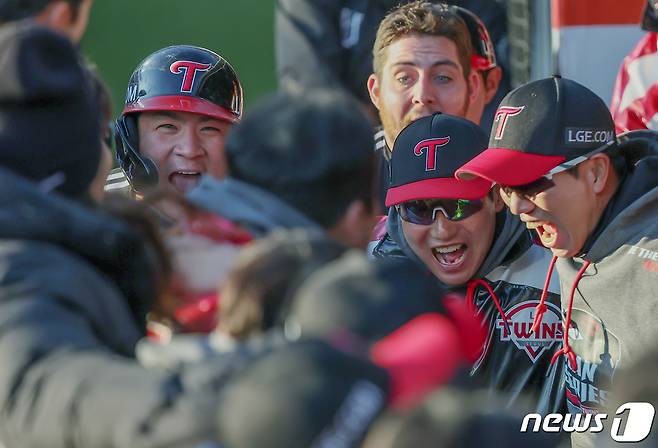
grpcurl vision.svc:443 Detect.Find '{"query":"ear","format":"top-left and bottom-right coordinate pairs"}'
top-left (484, 67), bottom-right (503, 104)
top-left (490, 185), bottom-right (505, 212)
top-left (467, 70), bottom-right (482, 107)
top-left (36, 1), bottom-right (75, 34)
top-left (328, 200), bottom-right (376, 249)
top-left (367, 74), bottom-right (382, 111)
top-left (586, 153), bottom-right (612, 194)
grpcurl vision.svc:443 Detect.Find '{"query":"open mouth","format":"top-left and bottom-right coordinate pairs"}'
top-left (169, 171), bottom-right (201, 193)
top-left (432, 243), bottom-right (466, 267)
top-left (534, 223), bottom-right (558, 247)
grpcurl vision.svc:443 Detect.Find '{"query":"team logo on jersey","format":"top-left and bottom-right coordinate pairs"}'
top-left (496, 300), bottom-right (562, 363)
top-left (414, 137), bottom-right (450, 171)
top-left (493, 106), bottom-right (524, 140)
top-left (170, 60), bottom-right (212, 93)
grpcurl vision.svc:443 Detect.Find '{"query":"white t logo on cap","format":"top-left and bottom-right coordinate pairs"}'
top-left (493, 106), bottom-right (525, 140)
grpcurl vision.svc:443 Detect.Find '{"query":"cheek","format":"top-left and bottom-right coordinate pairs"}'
top-left (139, 133), bottom-right (170, 163)
top-left (203, 136), bottom-right (226, 160)
top-left (381, 84), bottom-right (407, 112)
top-left (464, 207), bottom-right (496, 255)
top-left (401, 221), bottom-right (429, 253)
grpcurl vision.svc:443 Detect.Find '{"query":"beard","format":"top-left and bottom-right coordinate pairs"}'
top-left (378, 87), bottom-right (471, 151)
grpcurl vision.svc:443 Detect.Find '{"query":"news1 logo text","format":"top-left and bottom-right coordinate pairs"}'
top-left (521, 402), bottom-right (655, 442)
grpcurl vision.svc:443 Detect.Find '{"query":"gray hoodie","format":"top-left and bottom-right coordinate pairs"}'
top-left (552, 132), bottom-right (658, 447)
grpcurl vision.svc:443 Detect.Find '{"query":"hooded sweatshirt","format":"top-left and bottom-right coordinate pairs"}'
top-left (538, 132), bottom-right (658, 447)
top-left (186, 176), bottom-right (324, 238)
top-left (370, 205), bottom-right (565, 415)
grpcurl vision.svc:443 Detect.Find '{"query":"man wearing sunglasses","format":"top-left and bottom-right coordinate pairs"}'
top-left (371, 113), bottom-right (564, 416)
top-left (457, 76), bottom-right (658, 443)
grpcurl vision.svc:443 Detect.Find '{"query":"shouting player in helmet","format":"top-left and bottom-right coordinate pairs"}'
top-left (105, 45), bottom-right (243, 197)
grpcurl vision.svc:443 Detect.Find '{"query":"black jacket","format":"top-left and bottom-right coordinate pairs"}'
top-left (370, 207), bottom-right (566, 415)
top-left (0, 169), bottom-right (230, 448)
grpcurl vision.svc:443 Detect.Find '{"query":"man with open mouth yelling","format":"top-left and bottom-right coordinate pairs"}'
top-left (456, 76), bottom-right (658, 447)
top-left (106, 45), bottom-right (243, 197)
top-left (371, 113), bottom-right (564, 417)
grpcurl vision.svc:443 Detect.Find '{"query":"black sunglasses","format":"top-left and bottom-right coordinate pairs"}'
top-left (397, 198), bottom-right (484, 225)
top-left (499, 176), bottom-right (556, 199)
top-left (499, 140), bottom-right (617, 199)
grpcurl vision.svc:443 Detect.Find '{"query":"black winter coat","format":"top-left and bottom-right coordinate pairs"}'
top-left (0, 169), bottom-right (231, 448)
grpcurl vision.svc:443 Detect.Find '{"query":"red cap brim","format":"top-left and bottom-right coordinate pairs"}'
top-left (455, 147), bottom-right (565, 185)
top-left (385, 176), bottom-right (492, 207)
top-left (124, 95), bottom-right (240, 123)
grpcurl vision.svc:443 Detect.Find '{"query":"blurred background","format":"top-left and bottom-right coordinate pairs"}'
top-left (82, 0), bottom-right (646, 117)
top-left (81, 0), bottom-right (277, 116)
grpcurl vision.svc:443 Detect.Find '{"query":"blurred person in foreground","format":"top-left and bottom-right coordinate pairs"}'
top-left (134, 88), bottom-right (380, 338)
top-left (363, 388), bottom-right (559, 448)
top-left (0, 0), bottom-right (92, 42)
top-left (215, 252), bottom-right (485, 448)
top-left (0, 22), bottom-right (236, 448)
top-left (136, 230), bottom-right (349, 368)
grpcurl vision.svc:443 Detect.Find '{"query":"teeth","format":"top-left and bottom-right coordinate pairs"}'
top-left (176, 171), bottom-right (200, 175)
top-left (433, 244), bottom-right (462, 254)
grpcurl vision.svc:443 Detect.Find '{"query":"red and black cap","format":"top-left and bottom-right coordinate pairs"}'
top-left (456, 76), bottom-right (617, 185)
top-left (454, 6), bottom-right (497, 71)
top-left (385, 113), bottom-right (492, 207)
top-left (123, 45), bottom-right (243, 123)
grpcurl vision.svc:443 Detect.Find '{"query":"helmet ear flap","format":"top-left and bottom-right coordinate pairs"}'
top-left (115, 114), bottom-right (159, 193)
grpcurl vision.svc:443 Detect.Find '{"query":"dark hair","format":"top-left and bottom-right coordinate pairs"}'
top-left (86, 63), bottom-right (114, 151)
top-left (0, 0), bottom-right (84, 22)
top-left (226, 89), bottom-right (376, 229)
top-left (218, 230), bottom-right (348, 340)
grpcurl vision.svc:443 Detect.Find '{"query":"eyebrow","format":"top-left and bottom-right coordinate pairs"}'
top-left (390, 59), bottom-right (460, 70)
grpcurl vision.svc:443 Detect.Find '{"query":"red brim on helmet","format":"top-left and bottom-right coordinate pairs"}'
top-left (124, 95), bottom-right (240, 123)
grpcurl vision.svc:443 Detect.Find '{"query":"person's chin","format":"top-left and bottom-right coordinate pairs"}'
top-left (548, 245), bottom-right (578, 258)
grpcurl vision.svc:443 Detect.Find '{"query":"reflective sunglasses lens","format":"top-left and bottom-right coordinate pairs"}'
top-left (398, 200), bottom-right (435, 225)
top-left (449, 199), bottom-right (483, 221)
top-left (399, 199), bottom-right (483, 224)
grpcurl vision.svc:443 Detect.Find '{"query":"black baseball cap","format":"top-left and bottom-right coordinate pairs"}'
top-left (456, 76), bottom-right (617, 185)
top-left (385, 113), bottom-right (493, 207)
top-left (288, 253), bottom-right (486, 409)
top-left (217, 338), bottom-right (388, 448)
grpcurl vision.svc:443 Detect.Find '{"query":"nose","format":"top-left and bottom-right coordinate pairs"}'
top-left (173, 127), bottom-right (204, 159)
top-left (429, 213), bottom-right (458, 239)
top-left (412, 73), bottom-right (437, 106)
top-left (507, 191), bottom-right (535, 216)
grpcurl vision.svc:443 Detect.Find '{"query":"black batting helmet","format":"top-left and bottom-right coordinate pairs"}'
top-left (114, 45), bottom-right (243, 193)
